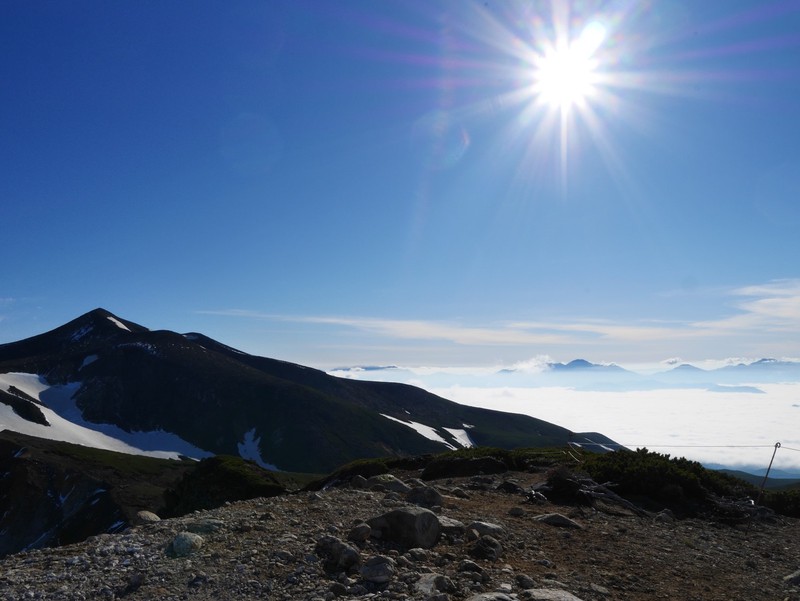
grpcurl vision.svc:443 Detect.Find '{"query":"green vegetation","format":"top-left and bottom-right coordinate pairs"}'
top-left (763, 488), bottom-right (800, 517)
top-left (308, 446), bottom-right (578, 490)
top-left (575, 447), bottom-right (800, 518)
top-left (581, 448), bottom-right (753, 503)
top-left (432, 445), bottom-right (575, 470)
top-left (162, 455), bottom-right (316, 516)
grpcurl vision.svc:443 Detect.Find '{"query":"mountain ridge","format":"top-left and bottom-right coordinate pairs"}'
top-left (0, 309), bottom-right (618, 474)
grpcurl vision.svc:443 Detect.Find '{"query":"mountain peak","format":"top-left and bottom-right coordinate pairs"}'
top-left (63, 309), bottom-right (148, 339)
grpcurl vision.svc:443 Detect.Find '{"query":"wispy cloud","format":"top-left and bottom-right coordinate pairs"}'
top-left (198, 279), bottom-right (800, 358)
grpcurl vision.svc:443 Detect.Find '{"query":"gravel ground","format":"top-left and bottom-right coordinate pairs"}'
top-left (1, 470), bottom-right (799, 601)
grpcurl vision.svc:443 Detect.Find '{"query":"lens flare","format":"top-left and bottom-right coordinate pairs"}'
top-left (533, 21), bottom-right (607, 111)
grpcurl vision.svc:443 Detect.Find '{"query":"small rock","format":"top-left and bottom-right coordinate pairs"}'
top-left (348, 522), bottom-right (372, 543)
top-left (496, 480), bottom-right (525, 494)
top-left (467, 521), bottom-right (506, 538)
top-left (784, 569), bottom-right (800, 585)
top-left (415, 573), bottom-right (455, 595)
top-left (465, 593), bottom-right (514, 601)
top-left (508, 507), bottom-right (525, 517)
top-left (134, 510), bottom-right (160, 524)
top-left (438, 515), bottom-right (466, 538)
top-left (366, 474), bottom-right (411, 493)
top-left (168, 532), bottom-right (204, 557)
top-left (406, 485), bottom-right (444, 508)
top-left (329, 582), bottom-right (348, 597)
top-left (654, 509), bottom-right (675, 523)
top-left (315, 536), bottom-right (362, 573)
top-left (516, 574), bottom-right (536, 589)
top-left (186, 518), bottom-right (225, 534)
top-left (533, 513), bottom-right (583, 529)
top-left (523, 589), bottom-right (586, 601)
top-left (459, 559), bottom-right (484, 573)
top-left (470, 535), bottom-right (503, 561)
top-left (407, 547), bottom-right (429, 561)
top-left (360, 555), bottom-right (396, 584)
top-left (350, 475), bottom-right (368, 489)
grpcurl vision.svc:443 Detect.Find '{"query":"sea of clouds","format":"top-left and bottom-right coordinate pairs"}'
top-left (330, 360), bottom-right (800, 477)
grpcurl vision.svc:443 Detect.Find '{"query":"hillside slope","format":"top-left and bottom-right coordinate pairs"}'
top-left (0, 309), bottom-right (618, 473)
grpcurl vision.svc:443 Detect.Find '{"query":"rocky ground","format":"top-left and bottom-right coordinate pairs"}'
top-left (1, 468), bottom-right (799, 601)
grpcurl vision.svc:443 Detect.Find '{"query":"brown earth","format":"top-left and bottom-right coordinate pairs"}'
top-left (1, 468), bottom-right (798, 601)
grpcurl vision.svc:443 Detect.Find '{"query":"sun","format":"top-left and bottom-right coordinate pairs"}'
top-left (532, 21), bottom-right (607, 111)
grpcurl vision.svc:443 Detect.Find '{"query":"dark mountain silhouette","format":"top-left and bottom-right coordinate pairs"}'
top-left (0, 309), bottom-right (618, 474)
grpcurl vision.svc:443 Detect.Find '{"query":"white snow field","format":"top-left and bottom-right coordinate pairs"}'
top-left (0, 372), bottom-right (211, 460)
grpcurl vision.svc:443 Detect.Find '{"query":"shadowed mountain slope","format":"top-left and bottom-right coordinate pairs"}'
top-left (0, 309), bottom-right (618, 473)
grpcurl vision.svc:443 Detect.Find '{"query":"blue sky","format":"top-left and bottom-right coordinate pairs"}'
top-left (2, 0), bottom-right (800, 369)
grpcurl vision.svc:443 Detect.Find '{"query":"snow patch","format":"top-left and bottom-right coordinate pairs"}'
top-left (380, 414), bottom-right (456, 450)
top-left (0, 373), bottom-right (212, 460)
top-left (80, 355), bottom-right (98, 369)
top-left (70, 325), bottom-right (93, 342)
top-left (58, 486), bottom-right (76, 506)
top-left (107, 520), bottom-right (126, 533)
top-left (116, 342), bottom-right (157, 355)
top-left (107, 316), bottom-right (131, 332)
top-left (443, 427), bottom-right (475, 448)
top-left (237, 428), bottom-right (280, 471)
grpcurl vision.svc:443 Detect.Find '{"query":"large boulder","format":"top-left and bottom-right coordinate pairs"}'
top-left (367, 507), bottom-right (441, 549)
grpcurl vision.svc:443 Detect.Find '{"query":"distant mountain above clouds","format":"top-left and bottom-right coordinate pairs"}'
top-left (656, 358), bottom-right (800, 386)
top-left (0, 309), bottom-right (619, 474)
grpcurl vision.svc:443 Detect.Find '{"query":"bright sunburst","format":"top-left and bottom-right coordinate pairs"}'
top-left (533, 21), bottom-right (607, 111)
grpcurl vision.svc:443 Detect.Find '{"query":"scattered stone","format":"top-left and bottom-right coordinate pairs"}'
top-left (350, 475), bottom-right (368, 489)
top-left (508, 507), bottom-right (525, 517)
top-left (590, 583), bottom-right (610, 595)
top-left (360, 555), bottom-right (396, 584)
top-left (465, 593), bottom-right (514, 601)
top-left (366, 474), bottom-right (411, 493)
top-left (470, 535), bottom-right (503, 561)
top-left (1, 463), bottom-right (798, 601)
top-left (467, 521), bottom-right (506, 538)
top-left (496, 480), bottom-right (525, 494)
top-left (368, 507), bottom-right (441, 548)
top-left (415, 573), bottom-right (455, 595)
top-left (533, 513), bottom-right (583, 529)
top-left (523, 589), bottom-right (586, 601)
top-left (438, 515), bottom-right (467, 538)
top-left (133, 510), bottom-right (160, 524)
top-left (348, 522), bottom-right (372, 543)
top-left (451, 487), bottom-right (470, 499)
top-left (406, 485), bottom-right (444, 508)
top-left (654, 509), bottom-right (675, 523)
top-left (315, 536), bottom-right (362, 573)
top-left (167, 532), bottom-right (204, 557)
top-left (329, 581), bottom-right (348, 597)
top-left (186, 518), bottom-right (226, 534)
top-left (784, 569), bottom-right (800, 585)
top-left (458, 559), bottom-right (484, 573)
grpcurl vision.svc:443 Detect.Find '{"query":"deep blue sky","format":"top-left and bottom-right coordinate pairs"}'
top-left (2, 0), bottom-right (800, 368)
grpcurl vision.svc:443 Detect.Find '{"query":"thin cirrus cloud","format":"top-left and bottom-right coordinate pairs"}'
top-left (199, 279), bottom-right (800, 353)
top-left (693, 279), bottom-right (800, 333)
